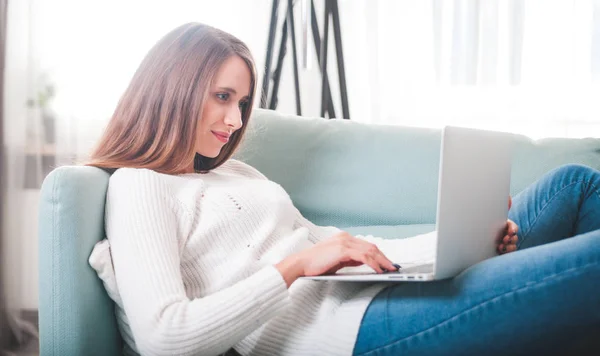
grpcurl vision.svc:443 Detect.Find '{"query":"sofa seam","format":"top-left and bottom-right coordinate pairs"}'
top-left (355, 259), bottom-right (600, 356)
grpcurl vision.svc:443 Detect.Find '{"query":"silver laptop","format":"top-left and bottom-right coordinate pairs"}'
top-left (302, 126), bottom-right (512, 282)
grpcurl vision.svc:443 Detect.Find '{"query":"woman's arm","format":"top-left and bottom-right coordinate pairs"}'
top-left (292, 208), bottom-right (342, 244)
top-left (106, 169), bottom-right (290, 356)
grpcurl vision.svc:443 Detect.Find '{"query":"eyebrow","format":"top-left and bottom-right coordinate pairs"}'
top-left (218, 87), bottom-right (237, 94)
top-left (217, 87), bottom-right (250, 99)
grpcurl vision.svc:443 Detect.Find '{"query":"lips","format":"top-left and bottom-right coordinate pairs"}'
top-left (212, 131), bottom-right (230, 143)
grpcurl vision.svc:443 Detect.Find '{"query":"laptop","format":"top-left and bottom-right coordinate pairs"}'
top-left (302, 125), bottom-right (512, 282)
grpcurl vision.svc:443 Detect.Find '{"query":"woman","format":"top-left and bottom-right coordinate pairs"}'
top-left (88, 23), bottom-right (599, 356)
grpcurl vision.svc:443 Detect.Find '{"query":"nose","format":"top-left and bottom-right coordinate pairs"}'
top-left (224, 105), bottom-right (243, 132)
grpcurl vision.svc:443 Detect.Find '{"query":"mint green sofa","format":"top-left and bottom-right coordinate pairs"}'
top-left (38, 108), bottom-right (600, 355)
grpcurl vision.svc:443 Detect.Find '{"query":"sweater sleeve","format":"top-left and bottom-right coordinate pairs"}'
top-left (292, 208), bottom-right (342, 244)
top-left (105, 169), bottom-right (290, 356)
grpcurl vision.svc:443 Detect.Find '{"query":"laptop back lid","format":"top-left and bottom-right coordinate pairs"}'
top-left (434, 126), bottom-right (512, 279)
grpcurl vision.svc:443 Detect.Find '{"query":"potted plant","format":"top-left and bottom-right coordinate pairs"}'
top-left (26, 77), bottom-right (56, 145)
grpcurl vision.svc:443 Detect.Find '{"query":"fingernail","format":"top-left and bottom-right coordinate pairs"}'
top-left (393, 263), bottom-right (402, 270)
top-left (502, 245), bottom-right (507, 253)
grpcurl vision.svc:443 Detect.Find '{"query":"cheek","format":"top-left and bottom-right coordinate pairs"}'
top-left (197, 108), bottom-right (213, 136)
top-left (199, 101), bottom-right (222, 131)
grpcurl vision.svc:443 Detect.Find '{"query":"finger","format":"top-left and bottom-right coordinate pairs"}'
top-left (507, 219), bottom-right (519, 235)
top-left (503, 233), bottom-right (519, 244)
top-left (356, 241), bottom-right (397, 272)
top-left (364, 255), bottom-right (384, 273)
top-left (497, 244), bottom-right (509, 254)
top-left (508, 195), bottom-right (512, 210)
top-left (350, 251), bottom-right (384, 273)
top-left (498, 243), bottom-right (518, 254)
top-left (365, 244), bottom-right (397, 271)
top-left (337, 237), bottom-right (385, 273)
top-left (373, 252), bottom-right (398, 272)
top-left (506, 235), bottom-right (518, 245)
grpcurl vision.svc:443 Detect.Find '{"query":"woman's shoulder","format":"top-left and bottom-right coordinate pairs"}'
top-left (107, 161), bottom-right (267, 190)
top-left (107, 168), bottom-right (194, 217)
top-left (108, 167), bottom-right (194, 197)
top-left (110, 167), bottom-right (169, 186)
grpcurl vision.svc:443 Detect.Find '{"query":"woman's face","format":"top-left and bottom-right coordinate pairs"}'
top-left (195, 55), bottom-right (251, 158)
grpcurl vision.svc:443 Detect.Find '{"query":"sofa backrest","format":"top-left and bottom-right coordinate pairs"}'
top-left (38, 166), bottom-right (121, 356)
top-left (236, 109), bottom-right (600, 228)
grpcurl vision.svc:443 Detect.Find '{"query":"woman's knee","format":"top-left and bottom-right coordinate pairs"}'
top-left (549, 164), bottom-right (599, 183)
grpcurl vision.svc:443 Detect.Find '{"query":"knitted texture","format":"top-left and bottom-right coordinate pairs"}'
top-left (89, 159), bottom-right (435, 356)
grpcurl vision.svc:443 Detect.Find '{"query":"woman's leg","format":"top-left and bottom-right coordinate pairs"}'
top-left (354, 164), bottom-right (600, 356)
top-left (509, 164), bottom-right (600, 249)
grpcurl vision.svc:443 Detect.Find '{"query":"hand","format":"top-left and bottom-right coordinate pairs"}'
top-left (498, 196), bottom-right (519, 255)
top-left (275, 231), bottom-right (398, 287)
top-left (302, 231), bottom-right (398, 276)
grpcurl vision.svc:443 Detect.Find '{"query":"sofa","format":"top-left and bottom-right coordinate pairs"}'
top-left (38, 108), bottom-right (600, 355)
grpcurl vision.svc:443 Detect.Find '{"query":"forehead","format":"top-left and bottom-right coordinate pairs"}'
top-left (212, 56), bottom-right (251, 95)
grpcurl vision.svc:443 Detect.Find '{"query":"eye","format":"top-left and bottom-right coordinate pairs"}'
top-left (238, 100), bottom-right (248, 110)
top-left (216, 93), bottom-right (229, 101)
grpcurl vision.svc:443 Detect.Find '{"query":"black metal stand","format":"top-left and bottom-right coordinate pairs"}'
top-left (260, 0), bottom-right (350, 119)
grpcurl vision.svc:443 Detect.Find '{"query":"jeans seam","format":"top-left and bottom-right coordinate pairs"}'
top-left (355, 259), bottom-right (599, 356)
top-left (518, 179), bottom-right (586, 248)
top-left (586, 181), bottom-right (600, 200)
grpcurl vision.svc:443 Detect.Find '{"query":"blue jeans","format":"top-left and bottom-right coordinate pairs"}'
top-left (353, 164), bottom-right (600, 356)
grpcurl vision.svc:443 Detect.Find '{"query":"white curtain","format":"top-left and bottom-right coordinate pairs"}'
top-left (336, 0), bottom-right (600, 138)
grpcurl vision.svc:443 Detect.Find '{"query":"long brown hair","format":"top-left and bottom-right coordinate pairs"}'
top-left (87, 23), bottom-right (257, 174)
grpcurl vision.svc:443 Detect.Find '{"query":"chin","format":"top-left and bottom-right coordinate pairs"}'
top-left (205, 149), bottom-right (222, 159)
top-left (197, 146), bottom-right (224, 159)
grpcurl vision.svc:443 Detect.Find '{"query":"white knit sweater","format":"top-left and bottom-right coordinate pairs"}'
top-left (89, 159), bottom-right (436, 356)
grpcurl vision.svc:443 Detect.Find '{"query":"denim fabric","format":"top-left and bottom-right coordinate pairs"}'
top-left (354, 164), bottom-right (600, 356)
